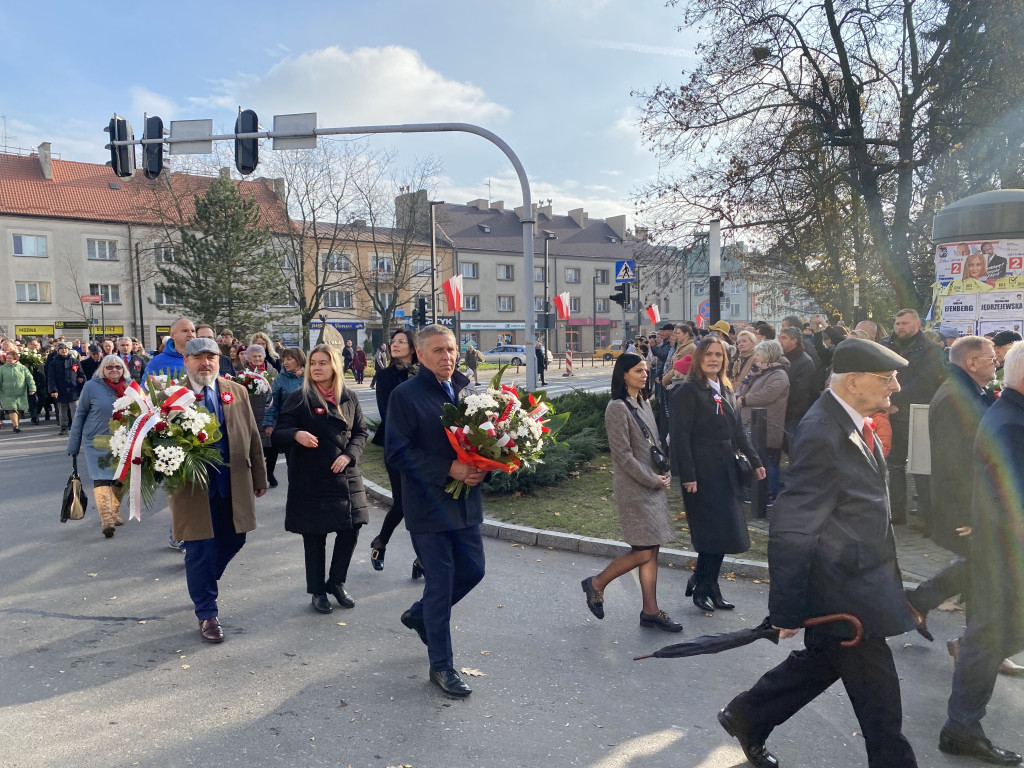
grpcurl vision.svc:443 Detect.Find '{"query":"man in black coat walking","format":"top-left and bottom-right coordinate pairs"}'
top-left (718, 338), bottom-right (920, 768)
top-left (779, 327), bottom-right (816, 446)
top-left (385, 325), bottom-right (485, 697)
top-left (940, 341), bottom-right (1024, 765)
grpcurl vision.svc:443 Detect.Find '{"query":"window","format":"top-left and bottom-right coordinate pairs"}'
top-left (323, 253), bottom-right (351, 272)
top-left (461, 262), bottom-right (478, 279)
top-left (13, 234), bottom-right (47, 258)
top-left (729, 283), bottom-right (743, 295)
top-left (282, 252), bottom-right (297, 270)
top-left (87, 239), bottom-right (118, 260)
top-left (570, 297), bottom-right (581, 313)
top-left (662, 297), bottom-right (670, 313)
top-left (15, 281), bottom-right (50, 302)
top-left (414, 293), bottom-right (434, 311)
top-left (413, 259), bottom-right (432, 277)
top-left (497, 295), bottom-right (515, 312)
top-left (596, 298), bottom-right (609, 313)
top-left (373, 256), bottom-right (394, 273)
top-left (376, 291), bottom-right (394, 310)
top-left (656, 271), bottom-right (669, 287)
top-left (594, 269), bottom-right (609, 284)
top-left (89, 283), bottom-right (121, 304)
top-left (534, 296), bottom-right (546, 311)
top-left (463, 294), bottom-right (479, 311)
top-left (497, 264), bottom-right (514, 281)
top-left (155, 243), bottom-right (176, 263)
top-left (154, 286), bottom-right (171, 305)
top-left (693, 283), bottom-right (706, 295)
top-left (325, 291), bottom-right (353, 309)
top-left (534, 267), bottom-right (545, 283)
top-left (565, 267), bottom-right (580, 283)
top-left (272, 291), bottom-right (297, 308)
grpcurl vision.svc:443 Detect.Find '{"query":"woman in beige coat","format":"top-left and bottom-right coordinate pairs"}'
top-left (581, 353), bottom-right (681, 632)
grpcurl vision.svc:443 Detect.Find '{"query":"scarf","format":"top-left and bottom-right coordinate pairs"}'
top-left (247, 362), bottom-right (267, 373)
top-left (104, 377), bottom-right (129, 398)
top-left (314, 382), bottom-right (338, 405)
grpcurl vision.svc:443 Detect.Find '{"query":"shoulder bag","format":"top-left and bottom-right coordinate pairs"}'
top-left (626, 402), bottom-right (671, 474)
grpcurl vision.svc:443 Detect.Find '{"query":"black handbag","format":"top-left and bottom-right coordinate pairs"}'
top-left (734, 451), bottom-right (753, 487)
top-left (61, 456), bottom-right (88, 523)
top-left (627, 404), bottom-right (671, 474)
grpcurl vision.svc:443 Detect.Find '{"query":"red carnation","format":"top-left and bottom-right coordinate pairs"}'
top-left (132, 457), bottom-right (143, 465)
top-left (113, 410), bottom-right (125, 421)
top-left (154, 421), bottom-right (168, 432)
top-left (197, 431), bottom-right (208, 443)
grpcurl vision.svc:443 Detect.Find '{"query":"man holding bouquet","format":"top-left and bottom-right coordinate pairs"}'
top-left (171, 338), bottom-right (268, 643)
top-left (385, 324), bottom-right (485, 697)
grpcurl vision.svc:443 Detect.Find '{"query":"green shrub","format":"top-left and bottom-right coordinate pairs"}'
top-left (549, 390), bottom-right (611, 449)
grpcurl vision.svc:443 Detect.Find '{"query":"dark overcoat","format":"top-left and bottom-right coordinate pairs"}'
top-left (370, 364), bottom-right (415, 448)
top-left (669, 379), bottom-right (762, 554)
top-left (384, 367), bottom-right (480, 533)
top-left (968, 387), bottom-right (1024, 651)
top-left (272, 388), bottom-right (369, 534)
top-left (928, 366), bottom-right (996, 552)
top-left (768, 392), bottom-right (916, 639)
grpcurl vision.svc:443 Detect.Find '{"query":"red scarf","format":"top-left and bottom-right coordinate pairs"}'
top-left (248, 362), bottom-right (267, 373)
top-left (314, 382), bottom-right (337, 405)
top-left (104, 378), bottom-right (128, 398)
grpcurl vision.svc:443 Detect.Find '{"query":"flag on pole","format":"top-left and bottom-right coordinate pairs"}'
top-left (646, 304), bottom-right (661, 324)
top-left (443, 275), bottom-right (463, 312)
top-left (553, 291), bottom-right (571, 320)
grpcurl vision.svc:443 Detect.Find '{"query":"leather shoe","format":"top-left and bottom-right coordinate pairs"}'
top-left (199, 617), bottom-right (224, 643)
top-left (718, 708), bottom-right (779, 768)
top-left (692, 586), bottom-right (715, 613)
top-left (999, 659), bottom-right (1024, 677)
top-left (709, 583), bottom-right (735, 610)
top-left (326, 582), bottom-right (355, 608)
top-left (581, 576), bottom-right (604, 619)
top-left (311, 594), bottom-right (333, 614)
top-left (640, 609), bottom-right (683, 632)
top-left (429, 667), bottom-right (472, 697)
top-left (939, 729), bottom-right (1022, 765)
top-left (401, 609), bottom-right (428, 645)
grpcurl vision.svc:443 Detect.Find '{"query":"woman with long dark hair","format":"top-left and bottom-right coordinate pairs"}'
top-left (272, 344), bottom-right (369, 614)
top-left (670, 336), bottom-right (765, 612)
top-left (367, 328), bottom-right (424, 578)
top-left (580, 353), bottom-right (680, 632)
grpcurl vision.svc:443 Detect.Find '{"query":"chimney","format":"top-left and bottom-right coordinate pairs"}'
top-left (492, 200), bottom-right (504, 213)
top-left (606, 214), bottom-right (627, 239)
top-left (37, 142), bottom-right (53, 180)
top-left (257, 177), bottom-right (288, 200)
top-left (568, 208), bottom-right (588, 228)
top-left (538, 204), bottom-right (553, 220)
top-left (219, 167), bottom-right (231, 179)
top-left (635, 226), bottom-right (649, 242)
top-left (467, 198), bottom-right (489, 211)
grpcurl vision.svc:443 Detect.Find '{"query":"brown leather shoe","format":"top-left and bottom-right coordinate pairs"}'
top-left (199, 617), bottom-right (224, 643)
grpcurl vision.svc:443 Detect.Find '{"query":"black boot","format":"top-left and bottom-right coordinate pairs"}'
top-left (709, 582), bottom-right (735, 610)
top-left (692, 584), bottom-right (715, 612)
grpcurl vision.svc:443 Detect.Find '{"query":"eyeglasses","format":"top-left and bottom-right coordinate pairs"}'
top-left (969, 356), bottom-right (998, 364)
top-left (862, 371), bottom-right (899, 385)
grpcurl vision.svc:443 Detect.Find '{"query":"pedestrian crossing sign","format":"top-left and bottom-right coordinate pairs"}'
top-left (615, 260), bottom-right (636, 283)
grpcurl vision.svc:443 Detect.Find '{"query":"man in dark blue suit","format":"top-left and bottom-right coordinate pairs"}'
top-left (385, 324), bottom-right (485, 697)
top-left (719, 338), bottom-right (920, 768)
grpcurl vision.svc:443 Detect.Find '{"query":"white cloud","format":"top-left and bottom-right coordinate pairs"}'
top-left (129, 87), bottom-right (177, 121)
top-left (607, 106), bottom-right (646, 154)
top-left (190, 46), bottom-right (510, 128)
top-left (587, 39), bottom-right (695, 58)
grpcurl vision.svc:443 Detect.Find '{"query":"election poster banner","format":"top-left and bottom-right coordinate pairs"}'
top-left (940, 294), bottom-right (978, 323)
top-left (977, 290), bottom-right (1024, 320)
top-left (935, 239), bottom-right (1024, 287)
top-left (942, 321), bottom-right (977, 337)
top-left (978, 319), bottom-right (1024, 337)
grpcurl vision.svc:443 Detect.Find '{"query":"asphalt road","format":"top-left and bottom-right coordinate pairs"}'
top-left (2, 421), bottom-right (1023, 768)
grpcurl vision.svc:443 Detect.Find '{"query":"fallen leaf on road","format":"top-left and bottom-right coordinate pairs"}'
top-left (87, 573), bottom-right (97, 578)
top-left (181, 665), bottom-right (190, 669)
top-left (460, 667), bottom-right (485, 677)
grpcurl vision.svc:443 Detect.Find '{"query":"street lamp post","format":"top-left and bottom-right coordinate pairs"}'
top-left (429, 200), bottom-right (444, 324)
top-left (543, 232), bottom-right (556, 359)
top-left (592, 273), bottom-right (599, 352)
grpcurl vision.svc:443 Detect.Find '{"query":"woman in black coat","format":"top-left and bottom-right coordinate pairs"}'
top-left (367, 328), bottom-right (423, 578)
top-left (670, 335), bottom-right (765, 612)
top-left (272, 344), bottom-right (369, 615)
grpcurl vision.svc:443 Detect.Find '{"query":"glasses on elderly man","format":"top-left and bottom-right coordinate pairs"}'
top-left (861, 371), bottom-right (899, 385)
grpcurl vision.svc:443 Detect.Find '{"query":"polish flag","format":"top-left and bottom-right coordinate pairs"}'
top-left (646, 304), bottom-right (661, 324)
top-left (696, 314), bottom-right (705, 328)
top-left (443, 275), bottom-right (463, 312)
top-left (553, 291), bottom-right (571, 320)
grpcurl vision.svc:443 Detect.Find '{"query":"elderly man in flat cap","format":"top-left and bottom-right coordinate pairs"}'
top-left (170, 337), bottom-right (267, 644)
top-left (718, 338), bottom-right (922, 768)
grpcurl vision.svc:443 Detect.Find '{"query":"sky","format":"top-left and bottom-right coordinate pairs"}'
top-left (0, 0), bottom-right (700, 224)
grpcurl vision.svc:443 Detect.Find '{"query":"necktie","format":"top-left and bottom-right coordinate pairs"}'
top-left (203, 385), bottom-right (217, 419)
top-left (863, 418), bottom-right (876, 454)
top-left (125, 355), bottom-right (130, 365)
top-left (442, 380), bottom-right (455, 402)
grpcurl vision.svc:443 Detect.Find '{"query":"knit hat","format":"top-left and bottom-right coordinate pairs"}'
top-left (673, 355), bottom-right (693, 375)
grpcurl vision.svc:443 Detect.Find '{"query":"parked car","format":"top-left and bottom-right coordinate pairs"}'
top-left (484, 345), bottom-right (528, 366)
top-left (593, 342), bottom-right (624, 361)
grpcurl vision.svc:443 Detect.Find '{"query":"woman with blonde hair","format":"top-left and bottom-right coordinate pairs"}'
top-left (736, 340), bottom-right (789, 503)
top-left (730, 329), bottom-right (758, 383)
top-left (272, 344), bottom-right (369, 613)
top-left (250, 331), bottom-right (281, 372)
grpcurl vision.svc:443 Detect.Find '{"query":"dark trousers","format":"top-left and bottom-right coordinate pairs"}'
top-left (302, 528), bottom-right (360, 594)
top-left (908, 557), bottom-right (967, 615)
top-left (406, 525), bottom-right (485, 671)
top-left (887, 419), bottom-right (931, 527)
top-left (183, 495), bottom-right (246, 621)
top-left (264, 446), bottom-right (279, 479)
top-left (946, 616), bottom-right (1024, 739)
top-left (726, 629), bottom-right (917, 768)
top-left (374, 465), bottom-right (406, 546)
top-left (694, 552), bottom-right (725, 587)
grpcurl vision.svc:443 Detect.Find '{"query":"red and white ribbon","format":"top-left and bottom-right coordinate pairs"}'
top-left (713, 393), bottom-right (723, 414)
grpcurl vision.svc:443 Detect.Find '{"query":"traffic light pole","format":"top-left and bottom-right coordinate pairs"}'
top-left (107, 117), bottom-right (541, 390)
top-left (709, 219), bottom-right (722, 324)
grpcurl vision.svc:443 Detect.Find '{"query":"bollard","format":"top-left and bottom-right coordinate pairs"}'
top-left (749, 407), bottom-right (768, 519)
top-left (563, 348), bottom-right (573, 376)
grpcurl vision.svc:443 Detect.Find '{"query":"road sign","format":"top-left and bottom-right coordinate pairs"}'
top-left (394, 308), bottom-right (406, 319)
top-left (615, 260), bottom-right (636, 283)
top-left (698, 300), bottom-right (710, 319)
top-left (81, 295), bottom-right (103, 303)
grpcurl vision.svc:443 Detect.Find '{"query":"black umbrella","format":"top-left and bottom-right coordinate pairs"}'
top-left (634, 613), bottom-right (863, 660)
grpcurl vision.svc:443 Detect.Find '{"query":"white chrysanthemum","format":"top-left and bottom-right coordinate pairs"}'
top-left (112, 394), bottom-right (136, 411)
top-left (463, 392), bottom-right (499, 414)
top-left (175, 407), bottom-right (211, 435)
top-left (109, 425), bottom-right (130, 459)
top-left (152, 444), bottom-right (186, 475)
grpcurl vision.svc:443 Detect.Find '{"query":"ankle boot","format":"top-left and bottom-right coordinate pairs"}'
top-left (709, 582), bottom-right (735, 610)
top-left (94, 486), bottom-right (116, 538)
top-left (692, 583), bottom-right (715, 612)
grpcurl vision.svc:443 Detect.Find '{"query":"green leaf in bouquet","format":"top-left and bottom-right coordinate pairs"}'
top-left (543, 411), bottom-right (571, 438)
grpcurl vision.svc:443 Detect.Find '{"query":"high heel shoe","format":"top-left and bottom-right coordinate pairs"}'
top-left (708, 582), bottom-right (735, 610)
top-left (685, 573), bottom-right (696, 597)
top-left (370, 536), bottom-right (386, 571)
top-left (411, 558), bottom-right (425, 579)
top-left (692, 584), bottom-right (715, 612)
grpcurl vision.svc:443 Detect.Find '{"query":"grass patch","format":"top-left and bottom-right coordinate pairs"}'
top-left (358, 443), bottom-right (769, 559)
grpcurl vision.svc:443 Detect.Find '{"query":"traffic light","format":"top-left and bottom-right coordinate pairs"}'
top-left (142, 116), bottom-right (163, 179)
top-left (417, 297), bottom-right (427, 327)
top-left (234, 109), bottom-right (259, 176)
top-left (105, 116), bottom-right (135, 178)
top-left (610, 288), bottom-right (627, 307)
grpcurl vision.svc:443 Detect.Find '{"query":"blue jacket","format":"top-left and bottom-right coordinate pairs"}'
top-left (384, 366), bottom-right (480, 533)
top-left (263, 369), bottom-right (303, 427)
top-left (143, 340), bottom-right (185, 380)
top-left (66, 379), bottom-right (117, 481)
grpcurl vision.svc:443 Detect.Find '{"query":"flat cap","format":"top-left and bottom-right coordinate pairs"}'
top-left (183, 337), bottom-right (221, 357)
top-left (832, 337), bottom-right (908, 373)
top-left (659, 322), bottom-right (675, 331)
top-left (993, 330), bottom-right (1023, 347)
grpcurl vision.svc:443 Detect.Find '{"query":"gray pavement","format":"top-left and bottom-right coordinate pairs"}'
top-left (2, 420), bottom-right (1022, 768)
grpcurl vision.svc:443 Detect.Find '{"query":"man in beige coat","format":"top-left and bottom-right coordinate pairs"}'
top-left (170, 338), bottom-right (267, 643)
